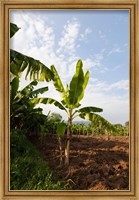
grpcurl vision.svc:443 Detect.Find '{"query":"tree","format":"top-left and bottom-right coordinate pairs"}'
top-left (31, 60), bottom-right (103, 165)
top-left (46, 113), bottom-right (63, 134)
top-left (125, 121), bottom-right (129, 127)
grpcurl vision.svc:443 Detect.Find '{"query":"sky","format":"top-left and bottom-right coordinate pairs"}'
top-left (10, 10), bottom-right (129, 125)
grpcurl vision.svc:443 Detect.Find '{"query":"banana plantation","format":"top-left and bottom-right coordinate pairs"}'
top-left (10, 23), bottom-right (129, 190)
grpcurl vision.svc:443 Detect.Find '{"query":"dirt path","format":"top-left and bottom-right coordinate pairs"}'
top-left (29, 134), bottom-right (129, 190)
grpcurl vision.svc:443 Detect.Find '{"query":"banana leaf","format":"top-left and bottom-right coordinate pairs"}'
top-left (79, 112), bottom-right (116, 131)
top-left (69, 60), bottom-right (84, 108)
top-left (10, 23), bottom-right (20, 38)
top-left (51, 65), bottom-right (65, 93)
top-left (10, 77), bottom-right (19, 101)
top-left (77, 70), bottom-right (90, 103)
top-left (10, 49), bottom-right (54, 81)
top-left (76, 106), bottom-right (103, 114)
top-left (31, 97), bottom-right (67, 112)
top-left (56, 122), bottom-right (67, 137)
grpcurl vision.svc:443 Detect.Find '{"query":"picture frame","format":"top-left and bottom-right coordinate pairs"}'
top-left (0, 0), bottom-right (139, 199)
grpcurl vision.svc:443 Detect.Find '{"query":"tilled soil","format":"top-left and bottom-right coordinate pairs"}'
top-left (29, 134), bottom-right (129, 190)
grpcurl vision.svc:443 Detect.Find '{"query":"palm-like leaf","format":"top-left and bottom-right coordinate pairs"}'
top-left (12, 80), bottom-right (48, 105)
top-left (10, 49), bottom-right (54, 81)
top-left (69, 60), bottom-right (84, 108)
top-left (76, 106), bottom-right (103, 114)
top-left (31, 97), bottom-right (67, 112)
top-left (51, 65), bottom-right (71, 108)
top-left (10, 23), bottom-right (54, 82)
top-left (79, 112), bottom-right (115, 131)
top-left (61, 84), bottom-right (70, 108)
top-left (10, 23), bottom-right (20, 38)
top-left (29, 87), bottom-right (48, 98)
top-left (56, 122), bottom-right (67, 137)
top-left (10, 77), bottom-right (19, 101)
top-left (77, 70), bottom-right (90, 103)
top-left (51, 65), bottom-right (65, 93)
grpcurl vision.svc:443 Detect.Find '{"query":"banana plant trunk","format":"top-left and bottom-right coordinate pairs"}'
top-left (64, 113), bottom-right (72, 166)
top-left (105, 128), bottom-right (109, 140)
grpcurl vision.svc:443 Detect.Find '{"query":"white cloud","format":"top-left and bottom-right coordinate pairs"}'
top-left (87, 78), bottom-right (129, 93)
top-left (80, 28), bottom-right (92, 41)
top-left (10, 11), bottom-right (55, 53)
top-left (107, 47), bottom-right (123, 56)
top-left (98, 30), bottom-right (106, 39)
top-left (58, 19), bottom-right (80, 55)
top-left (81, 82), bottom-right (129, 125)
top-left (109, 80), bottom-right (129, 90)
top-left (10, 11), bottom-right (129, 125)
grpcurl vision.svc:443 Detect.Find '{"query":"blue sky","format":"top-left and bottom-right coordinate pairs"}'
top-left (10, 10), bottom-right (129, 125)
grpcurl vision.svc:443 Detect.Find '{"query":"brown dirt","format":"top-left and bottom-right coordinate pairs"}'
top-left (29, 134), bottom-right (129, 190)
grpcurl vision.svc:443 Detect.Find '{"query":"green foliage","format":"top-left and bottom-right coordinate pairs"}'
top-left (113, 124), bottom-right (129, 136)
top-left (49, 113), bottom-right (62, 121)
top-left (31, 97), bottom-right (67, 111)
top-left (51, 65), bottom-right (65, 93)
top-left (71, 120), bottom-right (129, 136)
top-left (10, 77), bottom-right (19, 101)
top-left (79, 113), bottom-right (115, 132)
top-left (10, 129), bottom-right (64, 190)
top-left (36, 59), bottom-right (103, 165)
top-left (75, 106), bottom-right (103, 114)
top-left (10, 23), bottom-right (20, 38)
top-left (69, 60), bottom-right (85, 108)
top-left (125, 121), bottom-right (129, 127)
top-left (33, 60), bottom-right (102, 118)
top-left (45, 113), bottom-right (64, 134)
top-left (10, 79), bottom-right (48, 132)
top-left (10, 23), bottom-right (54, 81)
top-left (56, 121), bottom-right (67, 137)
top-left (10, 49), bottom-right (54, 81)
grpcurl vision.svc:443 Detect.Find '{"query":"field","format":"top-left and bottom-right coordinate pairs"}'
top-left (29, 134), bottom-right (129, 190)
top-left (10, 20), bottom-right (129, 191)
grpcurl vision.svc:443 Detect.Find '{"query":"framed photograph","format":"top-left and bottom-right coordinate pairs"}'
top-left (0, 0), bottom-right (139, 199)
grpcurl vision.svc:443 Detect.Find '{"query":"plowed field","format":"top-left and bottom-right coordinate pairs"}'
top-left (29, 134), bottom-right (129, 190)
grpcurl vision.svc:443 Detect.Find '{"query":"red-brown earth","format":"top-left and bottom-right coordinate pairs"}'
top-left (29, 134), bottom-right (129, 190)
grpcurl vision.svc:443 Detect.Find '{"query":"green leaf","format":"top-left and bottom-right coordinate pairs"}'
top-left (56, 122), bottom-right (67, 137)
top-left (10, 49), bottom-right (54, 81)
top-left (10, 60), bottom-right (21, 77)
top-left (29, 87), bottom-right (48, 98)
top-left (10, 77), bottom-right (19, 101)
top-left (51, 65), bottom-right (65, 93)
top-left (79, 113), bottom-right (115, 131)
top-left (10, 23), bottom-right (20, 38)
top-left (31, 97), bottom-right (67, 112)
top-left (77, 71), bottom-right (90, 102)
top-left (20, 81), bottom-right (38, 95)
top-left (61, 84), bottom-right (70, 108)
top-left (69, 60), bottom-right (84, 108)
top-left (77, 106), bottom-right (103, 114)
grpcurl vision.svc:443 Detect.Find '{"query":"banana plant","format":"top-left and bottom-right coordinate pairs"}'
top-left (31, 60), bottom-right (103, 165)
top-left (80, 112), bottom-right (117, 139)
top-left (10, 22), bottom-right (55, 133)
top-left (10, 23), bottom-right (54, 82)
top-left (56, 121), bottom-right (67, 165)
top-left (10, 77), bottom-right (48, 131)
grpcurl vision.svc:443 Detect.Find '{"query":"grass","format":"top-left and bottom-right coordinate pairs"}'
top-left (10, 129), bottom-right (64, 190)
